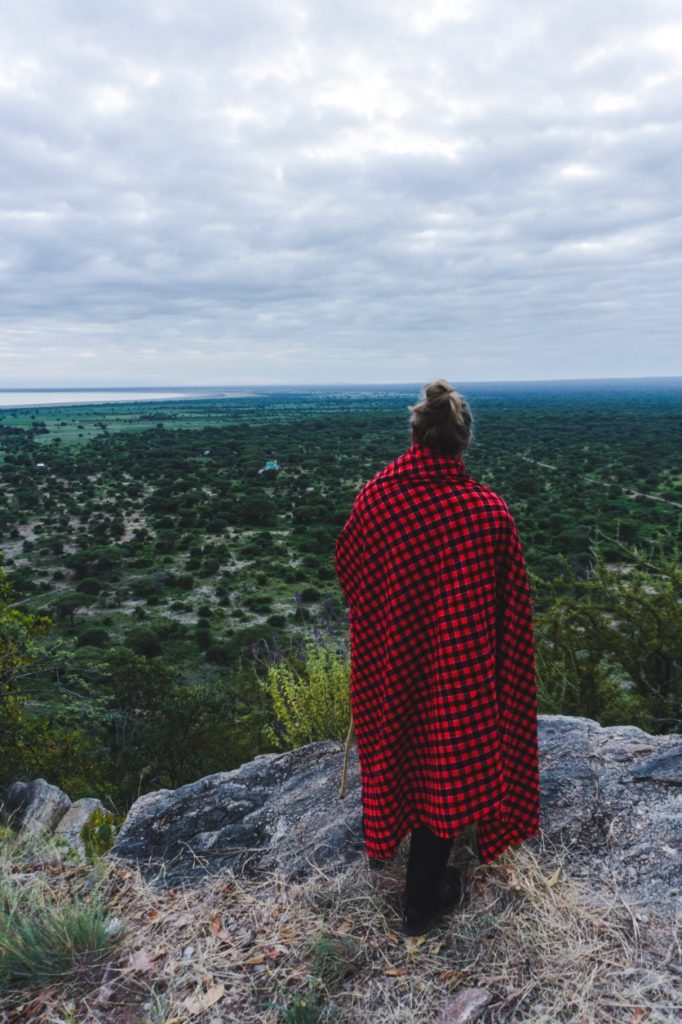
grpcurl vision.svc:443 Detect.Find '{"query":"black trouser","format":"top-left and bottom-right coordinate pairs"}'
top-left (404, 825), bottom-right (455, 908)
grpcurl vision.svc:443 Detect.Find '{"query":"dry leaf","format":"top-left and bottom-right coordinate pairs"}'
top-left (546, 864), bottom-right (562, 888)
top-left (385, 930), bottom-right (401, 944)
top-left (128, 949), bottom-right (155, 974)
top-left (385, 966), bottom-right (407, 976)
top-left (337, 920), bottom-right (353, 934)
top-left (184, 983), bottom-right (225, 1014)
top-left (208, 914), bottom-right (230, 941)
top-left (146, 908), bottom-right (161, 922)
top-left (438, 969), bottom-right (463, 982)
top-left (169, 912), bottom-right (193, 928)
top-left (244, 954), bottom-right (267, 966)
top-left (264, 945), bottom-right (288, 961)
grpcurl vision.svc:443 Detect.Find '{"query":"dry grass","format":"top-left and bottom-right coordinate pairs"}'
top-left (0, 827), bottom-right (679, 1024)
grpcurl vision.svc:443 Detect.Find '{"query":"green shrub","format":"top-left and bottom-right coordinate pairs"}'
top-left (125, 626), bottom-right (162, 658)
top-left (194, 627), bottom-right (212, 650)
top-left (81, 808), bottom-right (121, 861)
top-left (76, 628), bottom-right (110, 649)
top-left (205, 641), bottom-right (233, 667)
top-left (245, 594), bottom-right (273, 612)
top-left (76, 578), bottom-right (102, 596)
top-left (264, 638), bottom-right (350, 749)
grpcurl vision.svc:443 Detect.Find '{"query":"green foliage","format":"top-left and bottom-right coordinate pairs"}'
top-left (280, 990), bottom-right (330, 1024)
top-left (309, 932), bottom-right (361, 985)
top-left (264, 638), bottom-right (351, 749)
top-left (125, 625), bottom-right (162, 658)
top-left (76, 627), bottom-right (110, 648)
top-left (0, 561), bottom-right (58, 784)
top-left (534, 531), bottom-right (682, 733)
top-left (81, 807), bottom-right (122, 861)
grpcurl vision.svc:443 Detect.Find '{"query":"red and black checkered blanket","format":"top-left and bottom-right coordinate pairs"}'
top-left (335, 440), bottom-right (541, 863)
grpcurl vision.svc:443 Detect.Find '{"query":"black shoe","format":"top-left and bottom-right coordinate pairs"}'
top-left (400, 866), bottom-right (465, 937)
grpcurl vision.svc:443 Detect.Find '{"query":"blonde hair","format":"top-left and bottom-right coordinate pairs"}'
top-left (408, 378), bottom-right (473, 456)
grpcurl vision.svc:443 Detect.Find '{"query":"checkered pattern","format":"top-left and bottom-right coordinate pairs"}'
top-left (335, 441), bottom-right (541, 864)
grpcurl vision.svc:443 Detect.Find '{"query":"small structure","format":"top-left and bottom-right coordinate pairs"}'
top-left (202, 450), bottom-right (211, 457)
top-left (258, 459), bottom-right (280, 474)
top-left (36, 462), bottom-right (47, 469)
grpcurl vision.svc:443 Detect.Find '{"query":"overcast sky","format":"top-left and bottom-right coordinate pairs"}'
top-left (2, 0), bottom-right (682, 386)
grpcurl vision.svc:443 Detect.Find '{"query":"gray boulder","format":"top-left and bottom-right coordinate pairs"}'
top-left (110, 714), bottom-right (682, 912)
top-left (53, 797), bottom-right (107, 859)
top-left (112, 741), bottom-right (363, 886)
top-left (1, 779), bottom-right (71, 835)
top-left (531, 715), bottom-right (681, 905)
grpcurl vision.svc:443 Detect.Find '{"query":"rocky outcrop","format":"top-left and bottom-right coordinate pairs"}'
top-left (110, 714), bottom-right (682, 911)
top-left (4, 715), bottom-right (679, 909)
top-left (111, 740), bottom-right (364, 885)
top-left (0, 780), bottom-right (107, 859)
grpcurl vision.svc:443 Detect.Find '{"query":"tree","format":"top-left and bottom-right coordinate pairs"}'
top-left (0, 561), bottom-right (57, 784)
top-left (52, 592), bottom-right (96, 627)
top-left (534, 530), bottom-right (682, 733)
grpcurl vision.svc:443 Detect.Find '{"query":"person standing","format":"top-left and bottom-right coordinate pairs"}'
top-left (335, 379), bottom-right (541, 936)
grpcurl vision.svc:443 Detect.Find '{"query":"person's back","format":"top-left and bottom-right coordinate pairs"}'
top-left (335, 379), bottom-right (541, 935)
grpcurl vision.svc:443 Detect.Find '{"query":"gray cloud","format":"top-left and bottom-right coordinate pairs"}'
top-left (1, 0), bottom-right (681, 385)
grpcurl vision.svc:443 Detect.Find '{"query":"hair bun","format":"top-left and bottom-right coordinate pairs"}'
top-left (425, 379), bottom-right (455, 410)
top-left (408, 378), bottom-right (473, 456)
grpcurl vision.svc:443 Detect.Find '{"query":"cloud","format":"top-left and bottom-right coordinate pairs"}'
top-left (0, 0), bottom-right (681, 385)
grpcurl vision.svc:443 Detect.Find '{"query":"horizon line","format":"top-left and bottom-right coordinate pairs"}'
top-left (1, 373), bottom-right (681, 391)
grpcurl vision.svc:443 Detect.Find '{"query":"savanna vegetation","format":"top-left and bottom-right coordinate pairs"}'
top-left (1, 382), bottom-right (680, 814)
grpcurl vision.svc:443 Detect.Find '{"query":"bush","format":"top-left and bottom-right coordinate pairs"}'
top-left (194, 627), bottom-right (212, 650)
top-left (264, 638), bottom-right (350, 749)
top-left (205, 641), bottom-right (233, 667)
top-left (81, 808), bottom-right (121, 860)
top-left (76, 578), bottom-right (102, 596)
top-left (130, 577), bottom-right (158, 598)
top-left (125, 626), bottom-right (162, 658)
top-left (76, 628), bottom-right (110, 649)
top-left (244, 595), bottom-right (273, 612)
top-left (534, 534), bottom-right (682, 732)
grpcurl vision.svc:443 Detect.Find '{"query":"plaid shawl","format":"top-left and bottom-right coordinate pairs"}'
top-left (335, 440), bottom-right (541, 863)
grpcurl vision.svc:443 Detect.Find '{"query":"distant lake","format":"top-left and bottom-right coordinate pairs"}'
top-left (0, 389), bottom-right (248, 409)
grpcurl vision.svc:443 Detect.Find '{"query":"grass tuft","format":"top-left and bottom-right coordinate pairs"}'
top-left (0, 824), bottom-right (123, 997)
